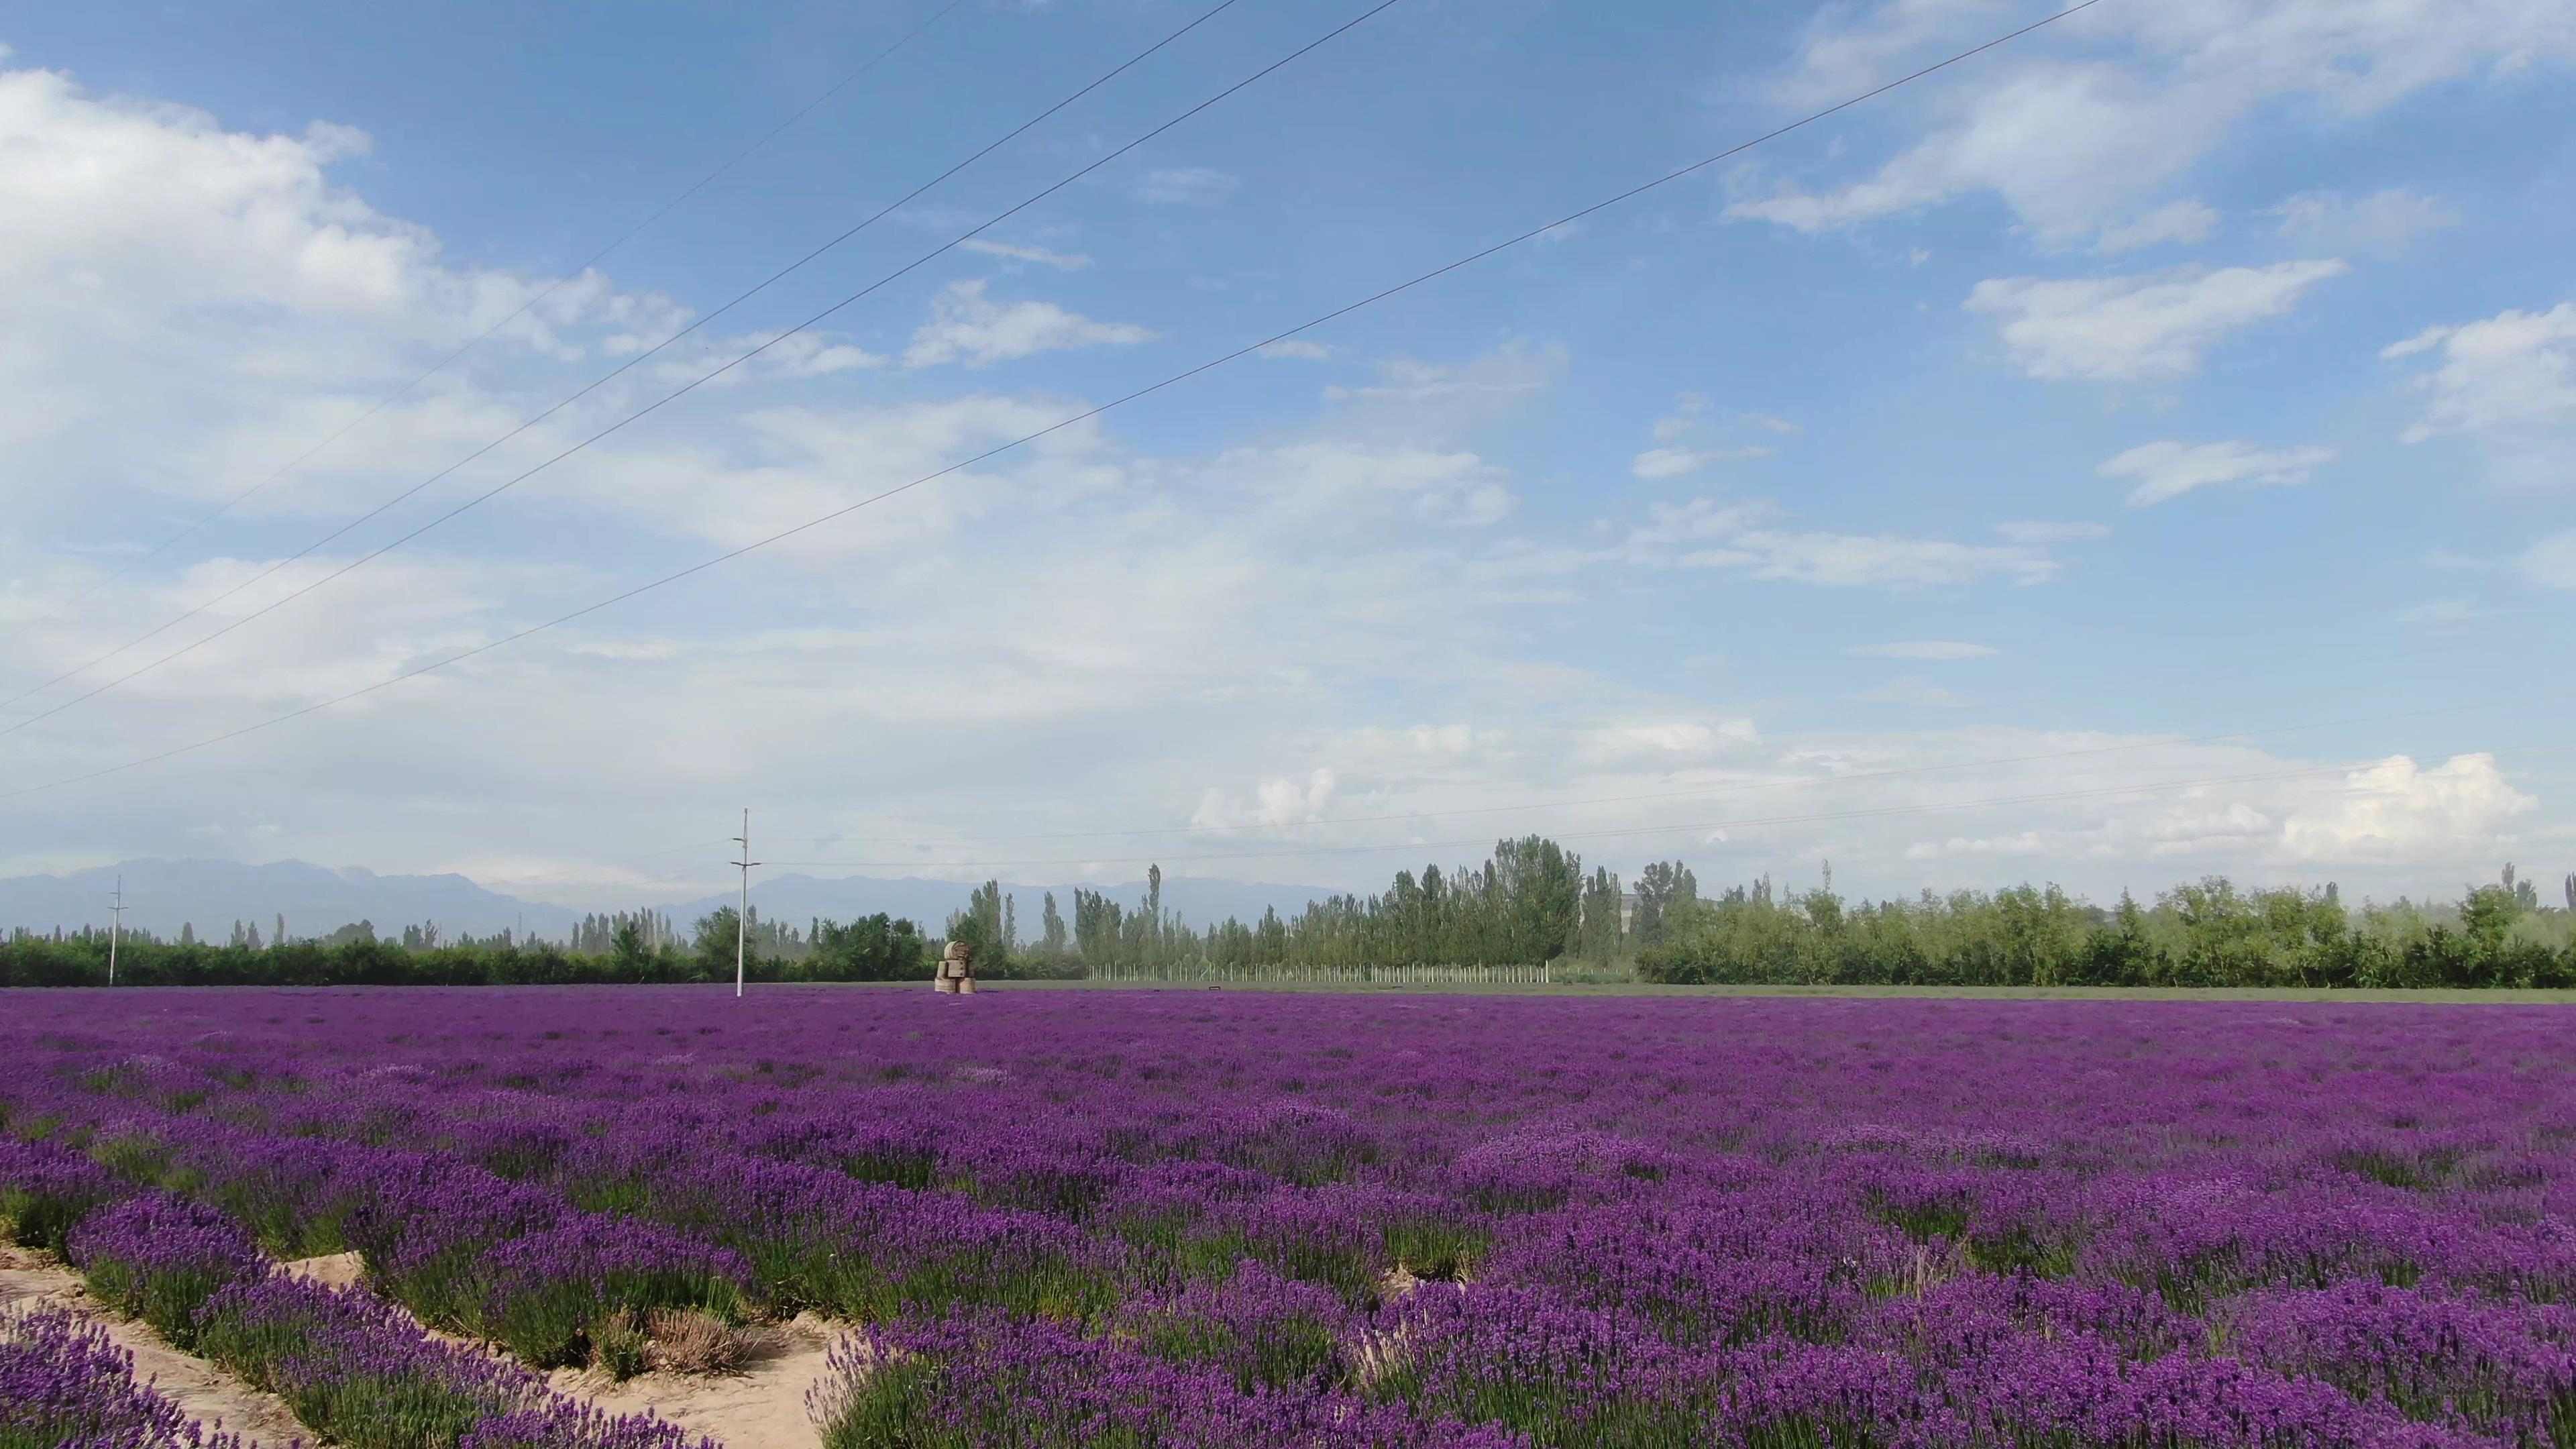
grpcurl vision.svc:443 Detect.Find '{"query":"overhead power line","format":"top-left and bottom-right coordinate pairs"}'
top-left (0, 0), bottom-right (2098, 804)
top-left (0, 0), bottom-right (967, 658)
top-left (0, 0), bottom-right (1263, 727)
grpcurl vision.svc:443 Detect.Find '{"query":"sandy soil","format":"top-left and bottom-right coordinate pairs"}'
top-left (7, 1238), bottom-right (836, 1448)
top-left (280, 1250), bottom-right (366, 1289)
top-left (0, 1244), bottom-right (311, 1447)
top-left (553, 1313), bottom-right (842, 1449)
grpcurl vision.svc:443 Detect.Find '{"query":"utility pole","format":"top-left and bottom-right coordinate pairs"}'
top-left (107, 876), bottom-right (125, 987)
top-left (731, 809), bottom-right (760, 999)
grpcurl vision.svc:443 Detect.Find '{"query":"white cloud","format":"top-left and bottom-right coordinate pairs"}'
top-left (2096, 439), bottom-right (2336, 507)
top-left (1849, 641), bottom-right (1998, 659)
top-left (1258, 339), bottom-right (1335, 360)
top-left (1626, 498), bottom-right (1778, 547)
top-left (959, 237), bottom-right (1091, 270)
top-left (0, 58), bottom-right (686, 498)
top-left (1626, 500), bottom-right (2065, 587)
top-left (1994, 520), bottom-right (2110, 544)
top-left (1964, 261), bottom-right (2348, 382)
top-left (1906, 832), bottom-right (2047, 861)
top-left (1737, 1), bottom-right (2576, 239)
top-left (2271, 188), bottom-right (2459, 255)
top-left (2523, 531), bottom-right (2576, 589)
top-left (1652, 394), bottom-right (1708, 443)
top-left (1192, 769), bottom-right (1338, 830)
top-left (1136, 167), bottom-right (1239, 204)
top-left (1322, 345), bottom-right (1560, 413)
top-left (2094, 200), bottom-right (2220, 254)
top-left (1212, 441), bottom-right (1517, 527)
top-left (1629, 445), bottom-right (1774, 480)
top-left (1579, 720), bottom-right (1760, 761)
top-left (2277, 753), bottom-right (2536, 863)
top-left (902, 279), bottom-right (1155, 369)
top-left (1631, 395), bottom-right (1781, 477)
top-left (1682, 530), bottom-right (2059, 586)
top-left (2382, 302), bottom-right (2576, 443)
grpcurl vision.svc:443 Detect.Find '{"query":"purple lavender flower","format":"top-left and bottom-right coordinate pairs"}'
top-left (0, 1303), bottom-right (254, 1448)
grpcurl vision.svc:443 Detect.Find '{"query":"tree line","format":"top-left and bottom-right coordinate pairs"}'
top-left (5, 844), bottom-right (2571, 989)
top-left (1632, 865), bottom-right (2576, 989)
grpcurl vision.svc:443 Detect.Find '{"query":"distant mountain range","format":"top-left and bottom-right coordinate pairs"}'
top-left (0, 858), bottom-right (1338, 943)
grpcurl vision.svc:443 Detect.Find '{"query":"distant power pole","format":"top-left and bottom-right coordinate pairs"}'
top-left (107, 876), bottom-right (126, 987)
top-left (731, 808), bottom-right (761, 999)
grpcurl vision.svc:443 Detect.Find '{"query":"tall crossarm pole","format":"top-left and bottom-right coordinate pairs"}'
top-left (731, 809), bottom-right (761, 999)
top-left (108, 875), bottom-right (125, 986)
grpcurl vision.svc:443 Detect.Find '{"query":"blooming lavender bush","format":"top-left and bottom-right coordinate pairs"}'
top-left (7, 988), bottom-right (2576, 1446)
top-left (194, 1273), bottom-right (712, 1449)
top-left (0, 1303), bottom-right (250, 1449)
top-left (0, 1133), bottom-right (129, 1252)
top-left (63, 1192), bottom-right (266, 1349)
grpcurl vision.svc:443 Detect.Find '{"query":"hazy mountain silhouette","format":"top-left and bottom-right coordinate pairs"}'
top-left (0, 859), bottom-right (1335, 942)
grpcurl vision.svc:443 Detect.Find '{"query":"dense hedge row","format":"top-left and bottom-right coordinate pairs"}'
top-left (0, 916), bottom-right (932, 989)
top-left (1637, 881), bottom-right (2576, 989)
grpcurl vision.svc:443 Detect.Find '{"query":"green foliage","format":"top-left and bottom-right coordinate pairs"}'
top-left (1638, 873), bottom-right (2576, 989)
top-left (0, 920), bottom-right (926, 988)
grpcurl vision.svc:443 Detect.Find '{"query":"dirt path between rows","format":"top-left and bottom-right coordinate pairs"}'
top-left (7, 1242), bottom-right (838, 1449)
top-left (551, 1313), bottom-right (840, 1449)
top-left (0, 1244), bottom-right (311, 1447)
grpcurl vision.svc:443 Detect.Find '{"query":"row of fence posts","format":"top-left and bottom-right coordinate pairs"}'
top-left (1086, 961), bottom-right (1554, 986)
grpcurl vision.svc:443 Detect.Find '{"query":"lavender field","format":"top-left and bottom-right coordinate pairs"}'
top-left (3, 987), bottom-right (2575, 1448)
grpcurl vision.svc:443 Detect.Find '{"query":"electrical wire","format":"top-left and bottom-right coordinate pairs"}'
top-left (0, 0), bottom-right (968, 657)
top-left (0, 0), bottom-right (2100, 804)
top-left (0, 0), bottom-right (1258, 724)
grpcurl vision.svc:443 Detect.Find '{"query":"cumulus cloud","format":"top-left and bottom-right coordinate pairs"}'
top-left (1192, 769), bottom-right (1338, 830)
top-left (1964, 262), bottom-right (2348, 382)
top-left (2094, 200), bottom-right (2220, 254)
top-left (1735, 0), bottom-right (2576, 239)
top-left (2382, 302), bottom-right (2576, 443)
top-left (902, 279), bottom-right (1155, 368)
top-left (0, 58), bottom-right (686, 498)
top-left (2096, 439), bottom-right (2336, 507)
top-left (2277, 753), bottom-right (2536, 863)
top-left (1848, 641), bottom-right (1998, 660)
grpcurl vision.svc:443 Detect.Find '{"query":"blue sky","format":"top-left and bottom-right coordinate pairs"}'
top-left (0, 0), bottom-right (2570, 910)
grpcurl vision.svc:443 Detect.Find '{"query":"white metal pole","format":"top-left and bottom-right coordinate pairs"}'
top-left (731, 809), bottom-right (760, 998)
top-left (107, 876), bottom-right (124, 987)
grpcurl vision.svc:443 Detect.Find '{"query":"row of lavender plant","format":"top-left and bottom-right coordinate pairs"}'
top-left (6, 988), bottom-right (2576, 1446)
top-left (0, 1300), bottom-right (252, 1449)
top-left (0, 1135), bottom-right (714, 1449)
